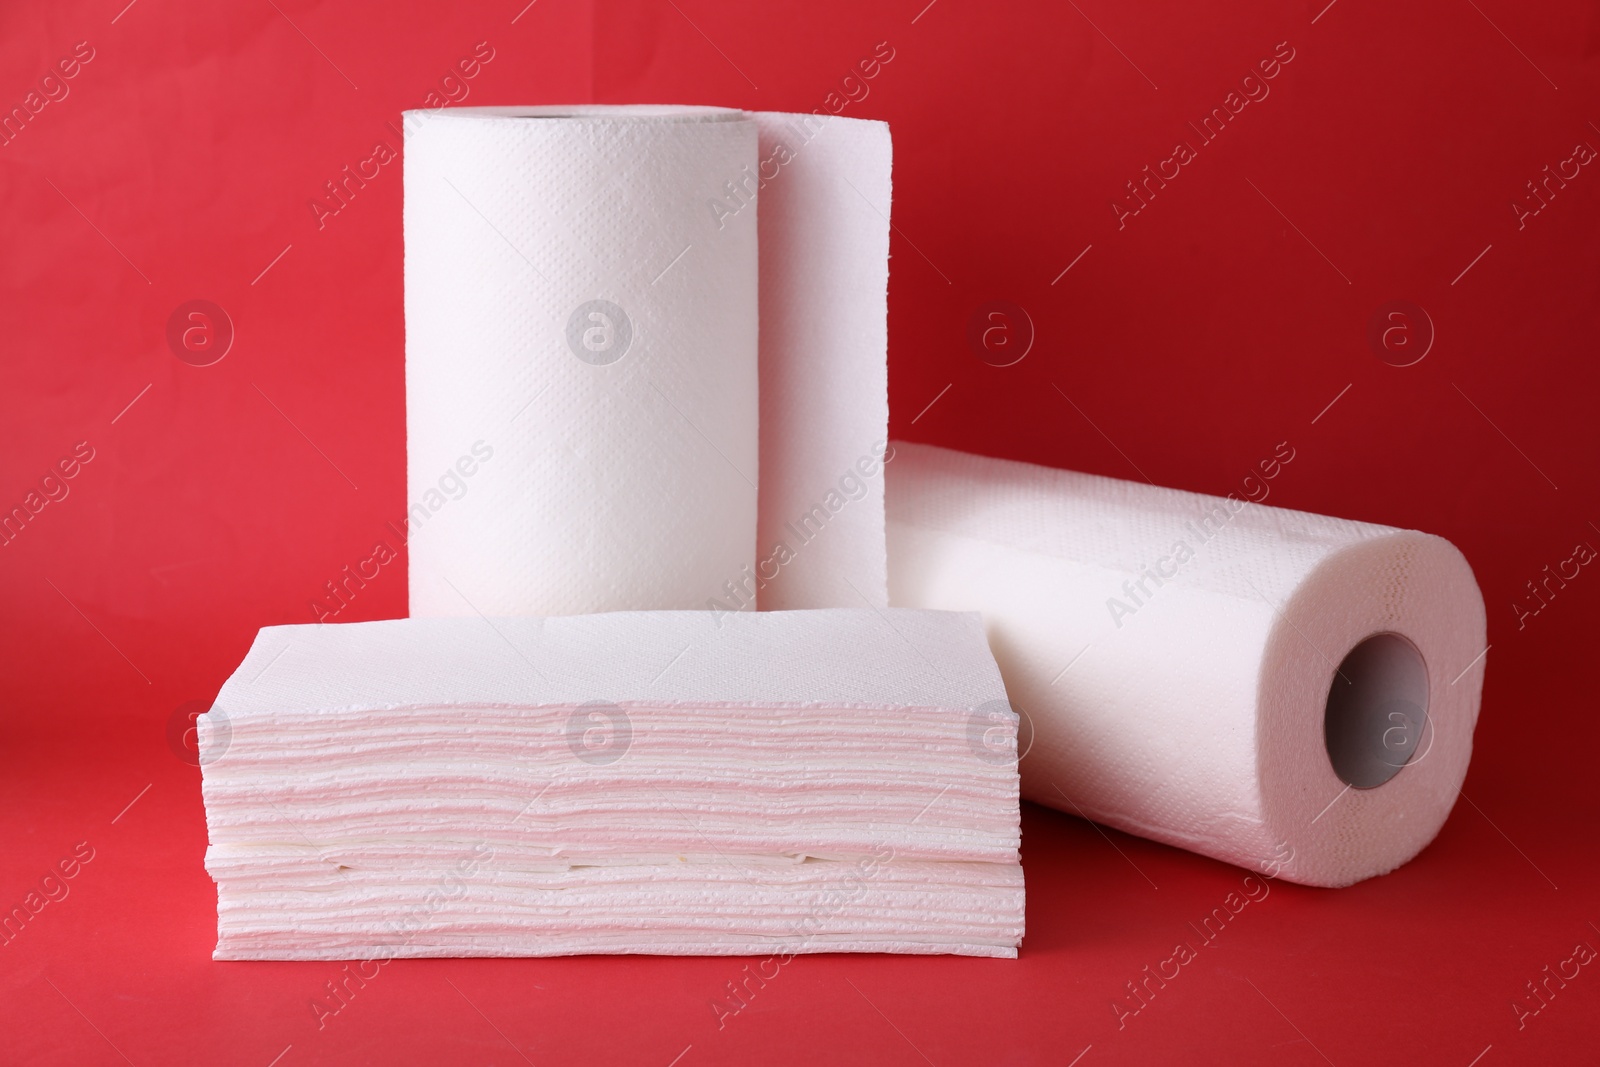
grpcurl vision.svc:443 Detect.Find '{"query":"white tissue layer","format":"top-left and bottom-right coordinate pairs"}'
top-left (404, 107), bottom-right (892, 618)
top-left (752, 113), bottom-right (892, 611)
top-left (199, 609), bottom-right (1024, 958)
top-left (886, 442), bottom-right (1488, 887)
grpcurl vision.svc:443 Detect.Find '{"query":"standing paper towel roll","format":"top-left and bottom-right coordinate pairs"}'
top-left (404, 106), bottom-right (895, 619)
top-left (405, 107), bottom-right (760, 617)
top-left (886, 442), bottom-right (1488, 887)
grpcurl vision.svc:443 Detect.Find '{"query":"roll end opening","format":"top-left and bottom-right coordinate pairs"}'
top-left (1323, 632), bottom-right (1430, 789)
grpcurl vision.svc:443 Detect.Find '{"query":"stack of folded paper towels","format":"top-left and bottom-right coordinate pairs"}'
top-left (202, 610), bottom-right (1024, 959)
top-left (199, 107), bottom-right (1489, 961)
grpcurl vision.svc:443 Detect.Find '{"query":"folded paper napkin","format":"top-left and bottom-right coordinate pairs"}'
top-left (199, 609), bottom-right (1024, 959)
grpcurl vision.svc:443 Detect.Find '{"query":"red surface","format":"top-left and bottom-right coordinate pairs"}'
top-left (2, 0), bottom-right (1598, 1063)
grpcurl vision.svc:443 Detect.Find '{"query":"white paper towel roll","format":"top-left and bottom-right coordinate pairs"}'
top-left (405, 106), bottom-right (760, 617)
top-left (404, 106), bottom-right (893, 618)
top-left (885, 442), bottom-right (1488, 887)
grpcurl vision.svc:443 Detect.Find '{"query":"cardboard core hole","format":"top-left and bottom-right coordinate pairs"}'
top-left (1323, 632), bottom-right (1430, 789)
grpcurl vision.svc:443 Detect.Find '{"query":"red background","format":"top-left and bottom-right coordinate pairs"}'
top-left (3, 0), bottom-right (1598, 1062)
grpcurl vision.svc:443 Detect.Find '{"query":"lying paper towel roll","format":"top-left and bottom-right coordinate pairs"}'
top-left (885, 442), bottom-right (1488, 887)
top-left (404, 106), bottom-right (892, 618)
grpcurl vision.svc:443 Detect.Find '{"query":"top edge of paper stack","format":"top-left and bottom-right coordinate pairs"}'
top-left (212, 607), bottom-right (1008, 716)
